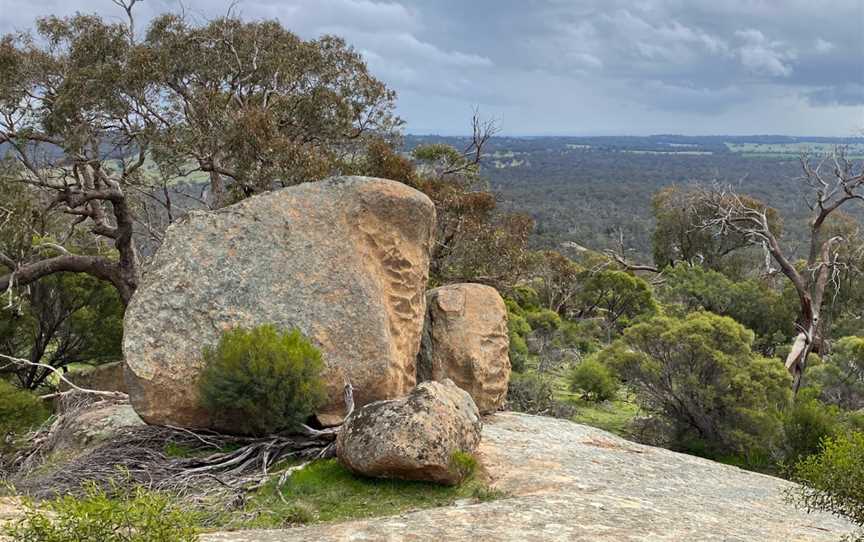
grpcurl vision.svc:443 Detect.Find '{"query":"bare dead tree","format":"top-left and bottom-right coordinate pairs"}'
top-left (600, 228), bottom-right (666, 290)
top-left (110, 0), bottom-right (141, 43)
top-left (699, 148), bottom-right (864, 392)
top-left (441, 108), bottom-right (500, 177)
top-left (604, 230), bottom-right (661, 275)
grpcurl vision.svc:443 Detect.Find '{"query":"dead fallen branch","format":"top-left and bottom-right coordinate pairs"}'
top-left (10, 382), bottom-right (356, 503)
top-left (0, 353), bottom-right (128, 401)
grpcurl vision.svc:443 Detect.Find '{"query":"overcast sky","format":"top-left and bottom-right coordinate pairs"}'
top-left (1, 0), bottom-right (862, 136)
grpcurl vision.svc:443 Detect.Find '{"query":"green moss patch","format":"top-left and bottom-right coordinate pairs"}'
top-left (220, 459), bottom-right (505, 530)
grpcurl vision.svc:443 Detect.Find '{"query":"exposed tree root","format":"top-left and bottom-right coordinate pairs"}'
top-left (8, 383), bottom-right (356, 504)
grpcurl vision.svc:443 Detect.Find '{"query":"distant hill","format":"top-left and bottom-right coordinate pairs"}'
top-left (405, 135), bottom-right (864, 261)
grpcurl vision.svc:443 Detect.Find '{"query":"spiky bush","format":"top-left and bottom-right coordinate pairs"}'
top-left (199, 325), bottom-right (327, 435)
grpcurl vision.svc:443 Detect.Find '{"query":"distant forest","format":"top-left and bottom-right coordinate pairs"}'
top-left (404, 135), bottom-right (864, 263)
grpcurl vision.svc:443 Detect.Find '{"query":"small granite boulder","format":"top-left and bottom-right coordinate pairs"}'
top-left (336, 379), bottom-right (482, 485)
top-left (418, 283), bottom-right (511, 413)
top-left (47, 400), bottom-right (144, 455)
top-left (123, 176), bottom-right (435, 431)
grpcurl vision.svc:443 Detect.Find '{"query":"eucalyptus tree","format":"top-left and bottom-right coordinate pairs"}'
top-left (0, 3), bottom-right (399, 305)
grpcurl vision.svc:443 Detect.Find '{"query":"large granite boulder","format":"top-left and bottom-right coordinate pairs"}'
top-left (123, 176), bottom-right (435, 431)
top-left (336, 380), bottom-right (482, 485)
top-left (418, 283), bottom-right (511, 413)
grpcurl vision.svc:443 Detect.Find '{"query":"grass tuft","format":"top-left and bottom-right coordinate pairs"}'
top-left (221, 458), bottom-right (505, 529)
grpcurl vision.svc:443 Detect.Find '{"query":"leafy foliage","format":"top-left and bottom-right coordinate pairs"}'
top-left (568, 357), bottom-right (619, 402)
top-left (659, 264), bottom-right (795, 353)
top-left (506, 372), bottom-right (557, 414)
top-left (789, 431), bottom-right (864, 532)
top-left (4, 483), bottom-right (199, 542)
top-left (807, 336), bottom-right (864, 410)
top-left (0, 273), bottom-right (124, 389)
top-left (198, 325), bottom-right (327, 435)
top-left (574, 270), bottom-right (657, 332)
top-left (505, 303), bottom-right (531, 373)
top-left (524, 308), bottom-right (562, 334)
top-left (450, 451), bottom-right (478, 481)
top-left (601, 311), bottom-right (791, 457)
top-left (0, 379), bottom-right (50, 450)
top-left (780, 393), bottom-right (841, 467)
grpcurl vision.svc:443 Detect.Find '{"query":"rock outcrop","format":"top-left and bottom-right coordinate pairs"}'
top-left (45, 401), bottom-right (144, 456)
top-left (205, 412), bottom-right (855, 542)
top-left (336, 380), bottom-right (482, 485)
top-left (64, 361), bottom-right (128, 394)
top-left (123, 176), bottom-right (435, 431)
top-left (418, 283), bottom-right (511, 413)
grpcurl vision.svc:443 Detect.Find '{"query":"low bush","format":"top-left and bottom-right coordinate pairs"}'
top-left (568, 357), bottom-right (619, 402)
top-left (0, 379), bottom-right (50, 448)
top-left (450, 451), bottom-right (478, 481)
top-left (198, 325), bottom-right (327, 435)
top-left (507, 310), bottom-right (532, 373)
top-left (554, 320), bottom-right (603, 354)
top-left (506, 372), bottom-right (574, 418)
top-left (524, 309), bottom-right (561, 334)
top-left (780, 394), bottom-right (841, 468)
top-left (4, 482), bottom-right (199, 542)
top-left (506, 372), bottom-right (556, 414)
top-left (788, 431), bottom-right (864, 538)
top-left (806, 336), bottom-right (864, 410)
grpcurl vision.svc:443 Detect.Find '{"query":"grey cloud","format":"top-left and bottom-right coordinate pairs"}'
top-left (0, 0), bottom-right (860, 135)
top-left (806, 84), bottom-right (864, 107)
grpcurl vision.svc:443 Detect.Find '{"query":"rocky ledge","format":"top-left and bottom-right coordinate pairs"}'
top-left (204, 412), bottom-right (853, 541)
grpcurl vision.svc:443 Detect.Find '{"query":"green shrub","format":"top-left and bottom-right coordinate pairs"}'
top-left (554, 320), bottom-right (603, 354)
top-left (788, 431), bottom-right (864, 534)
top-left (509, 335), bottom-right (529, 373)
top-left (507, 311), bottom-right (532, 373)
top-left (4, 483), bottom-right (199, 542)
top-left (602, 311), bottom-right (791, 457)
top-left (575, 270), bottom-right (658, 331)
top-left (806, 336), bottom-right (864, 410)
top-left (198, 325), bottom-right (327, 435)
top-left (568, 357), bottom-right (619, 402)
top-left (781, 394), bottom-right (841, 467)
top-left (450, 451), bottom-right (478, 481)
top-left (0, 379), bottom-right (50, 446)
top-left (524, 309), bottom-right (561, 334)
top-left (511, 286), bottom-right (540, 310)
top-left (506, 372), bottom-right (571, 416)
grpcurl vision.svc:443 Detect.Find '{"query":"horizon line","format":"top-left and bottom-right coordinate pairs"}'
top-left (404, 133), bottom-right (864, 139)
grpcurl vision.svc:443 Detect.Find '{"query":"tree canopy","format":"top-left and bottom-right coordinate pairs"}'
top-left (0, 9), bottom-right (399, 304)
top-left (601, 311), bottom-right (791, 456)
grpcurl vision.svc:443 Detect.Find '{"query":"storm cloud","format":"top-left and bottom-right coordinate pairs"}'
top-left (1, 0), bottom-right (861, 135)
